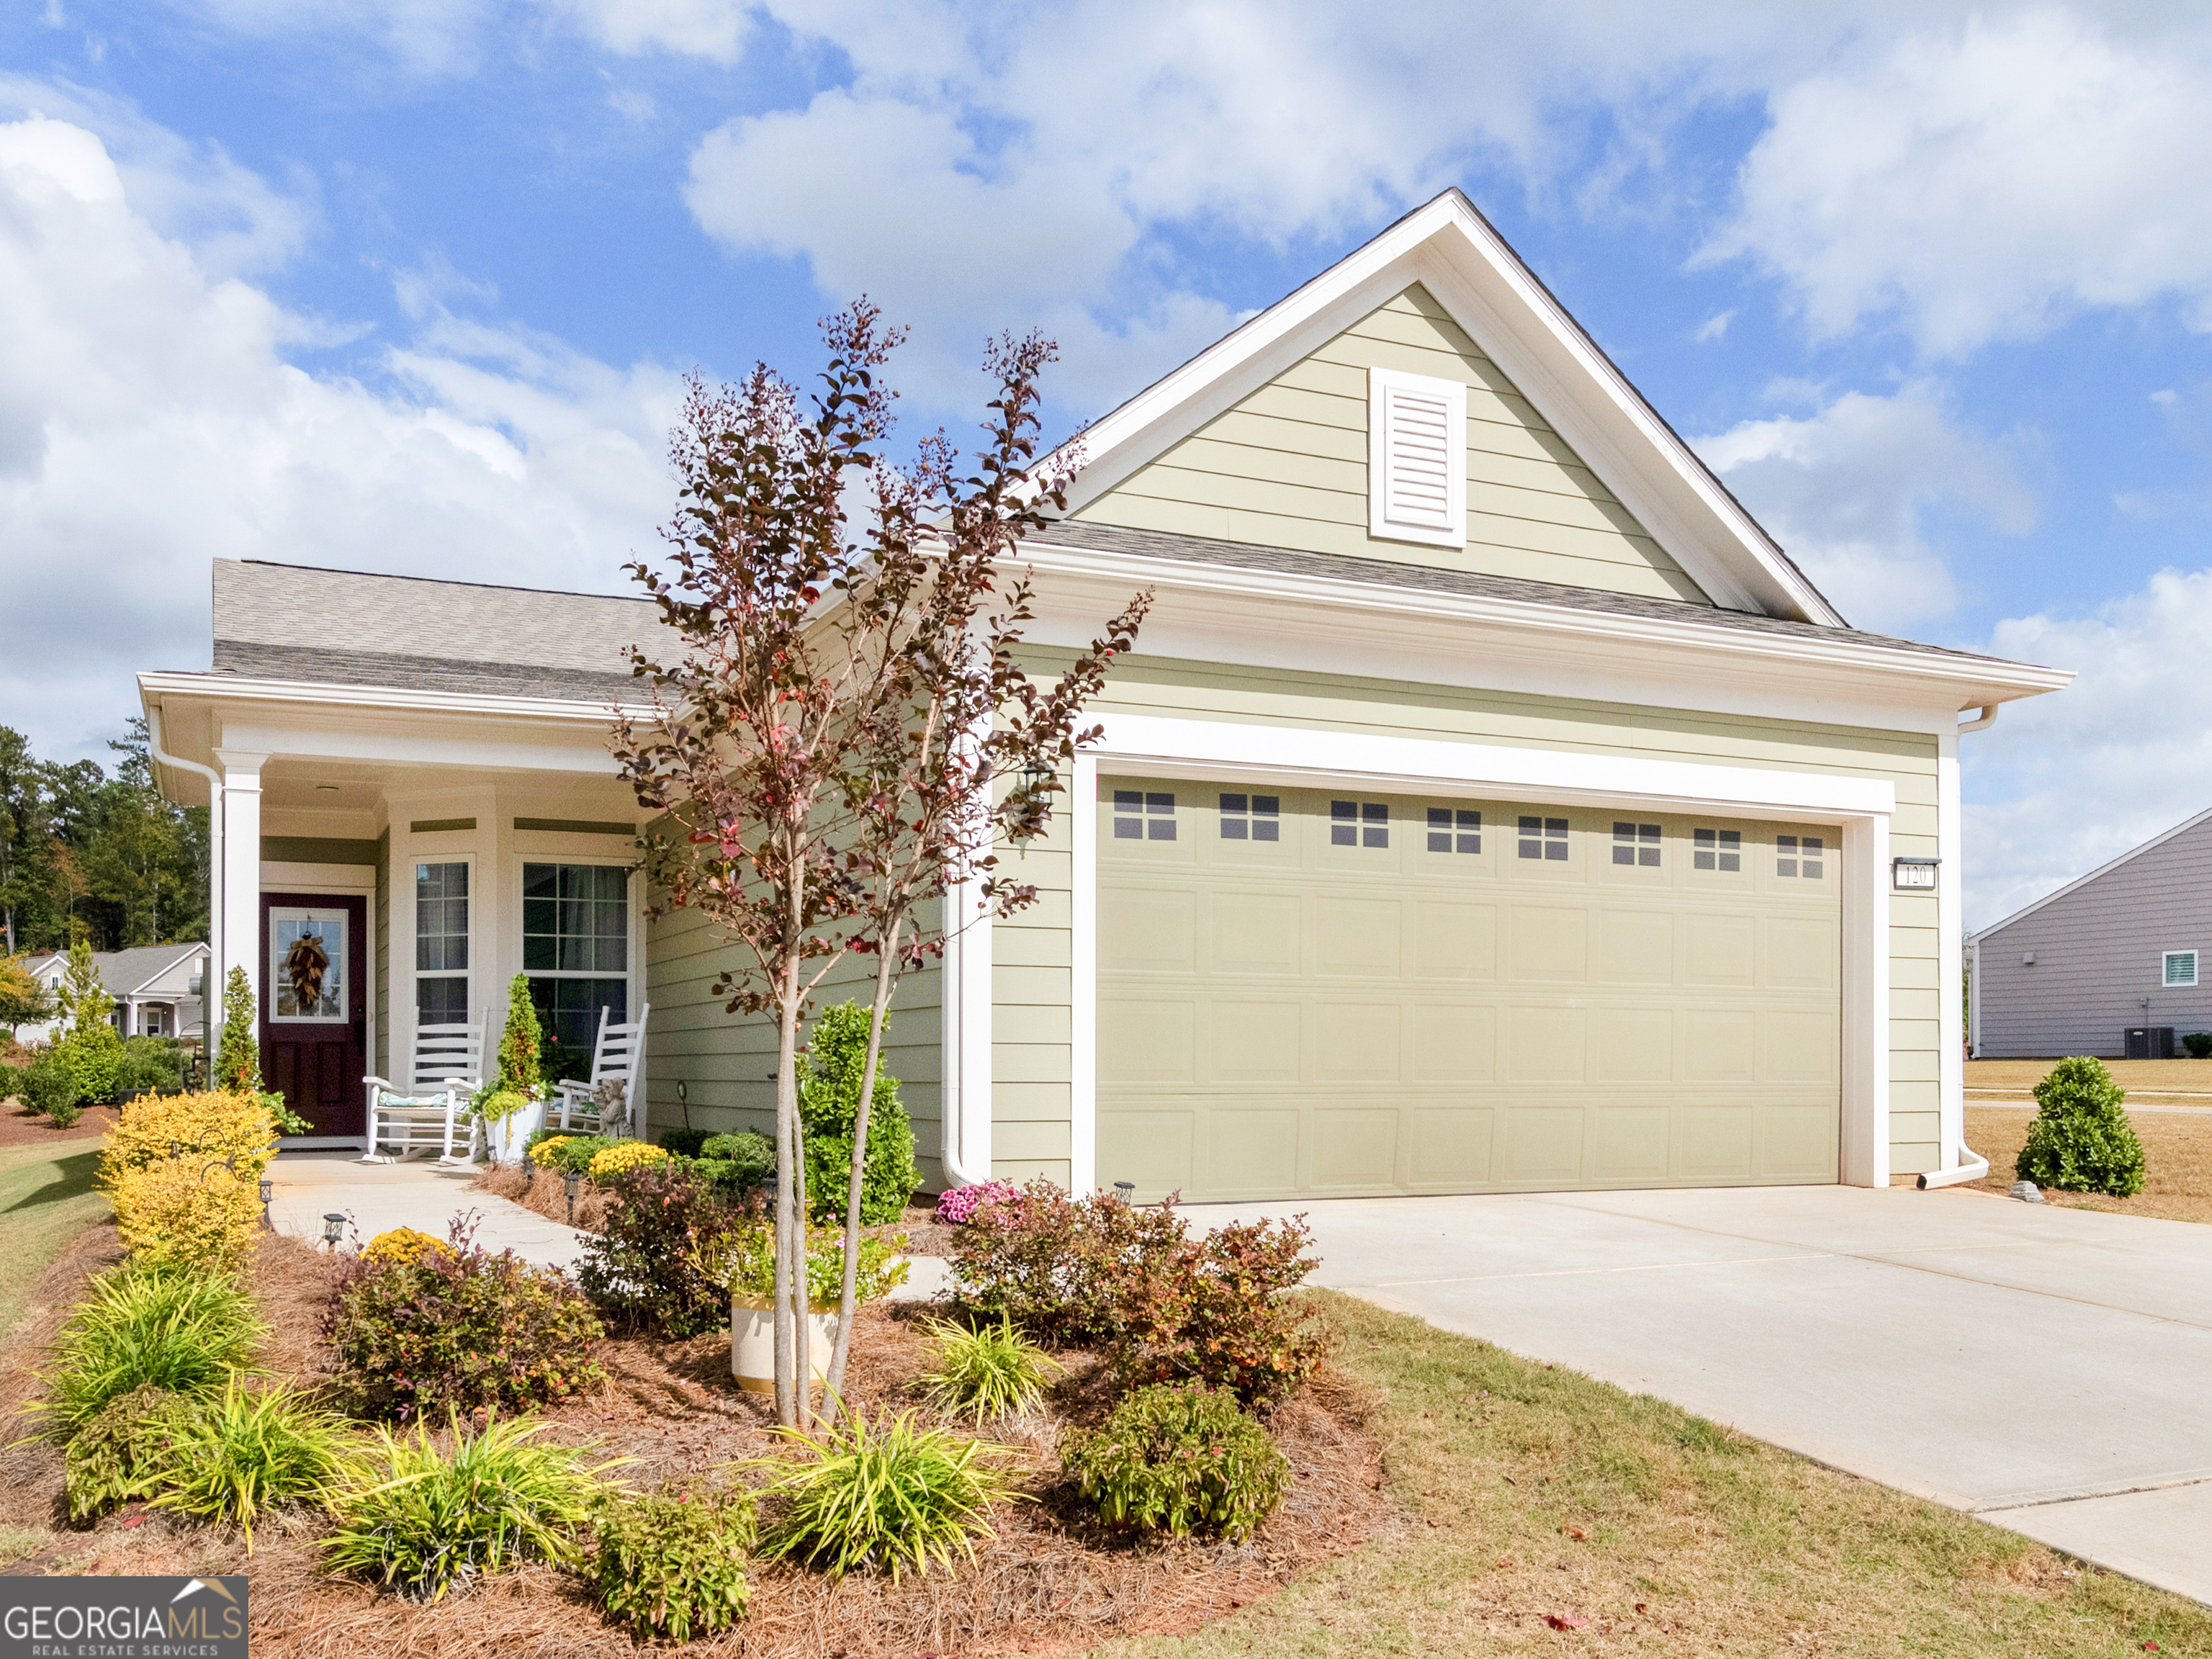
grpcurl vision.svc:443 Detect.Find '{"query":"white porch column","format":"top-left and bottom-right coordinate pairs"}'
top-left (1840, 814), bottom-right (1893, 1188)
top-left (213, 750), bottom-right (267, 1026)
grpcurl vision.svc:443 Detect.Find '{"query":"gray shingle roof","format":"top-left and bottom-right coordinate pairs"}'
top-left (30, 943), bottom-right (207, 995)
top-left (210, 639), bottom-right (642, 704)
top-left (1027, 521), bottom-right (2011, 666)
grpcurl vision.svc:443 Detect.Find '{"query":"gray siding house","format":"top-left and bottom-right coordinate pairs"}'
top-left (1970, 809), bottom-right (2212, 1058)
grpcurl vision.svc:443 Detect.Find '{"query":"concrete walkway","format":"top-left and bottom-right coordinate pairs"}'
top-left (1179, 1183), bottom-right (2212, 1607)
top-left (266, 1151), bottom-right (588, 1268)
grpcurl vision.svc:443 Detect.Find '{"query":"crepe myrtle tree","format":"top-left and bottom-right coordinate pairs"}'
top-left (613, 302), bottom-right (1149, 1426)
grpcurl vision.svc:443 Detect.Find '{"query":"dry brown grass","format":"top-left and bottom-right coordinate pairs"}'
top-left (1964, 1104), bottom-right (2212, 1224)
top-left (1967, 1057), bottom-right (2212, 1100)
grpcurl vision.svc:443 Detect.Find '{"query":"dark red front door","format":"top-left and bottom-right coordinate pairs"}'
top-left (259, 892), bottom-right (369, 1138)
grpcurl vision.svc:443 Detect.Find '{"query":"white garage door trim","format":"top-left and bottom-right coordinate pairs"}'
top-left (1066, 714), bottom-right (1894, 1197)
top-left (941, 715), bottom-right (1896, 1197)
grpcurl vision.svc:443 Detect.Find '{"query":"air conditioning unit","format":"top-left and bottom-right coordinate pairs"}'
top-left (2123, 1026), bottom-right (2175, 1060)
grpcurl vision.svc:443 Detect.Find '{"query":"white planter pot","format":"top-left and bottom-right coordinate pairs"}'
top-left (730, 1298), bottom-right (842, 1395)
top-left (480, 1094), bottom-right (549, 1164)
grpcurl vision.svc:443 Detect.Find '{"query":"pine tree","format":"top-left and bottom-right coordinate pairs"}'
top-left (215, 966), bottom-right (261, 1095)
top-left (53, 941), bottom-right (122, 1102)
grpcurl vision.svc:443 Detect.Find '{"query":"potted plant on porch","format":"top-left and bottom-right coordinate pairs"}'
top-left (472, 974), bottom-right (553, 1164)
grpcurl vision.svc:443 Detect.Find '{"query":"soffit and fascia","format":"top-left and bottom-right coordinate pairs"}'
top-left (1017, 530), bottom-right (2067, 724)
top-left (1055, 189), bottom-right (1844, 626)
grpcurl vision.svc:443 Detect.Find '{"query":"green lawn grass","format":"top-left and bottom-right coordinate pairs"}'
top-left (0, 1139), bottom-right (108, 1339)
top-left (1107, 1292), bottom-right (2212, 1658)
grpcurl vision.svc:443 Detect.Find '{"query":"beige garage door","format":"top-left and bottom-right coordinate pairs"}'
top-left (1097, 776), bottom-right (1841, 1202)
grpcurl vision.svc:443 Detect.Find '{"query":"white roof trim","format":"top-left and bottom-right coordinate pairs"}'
top-left (1969, 806), bottom-right (2212, 943)
top-left (1055, 189), bottom-right (1846, 626)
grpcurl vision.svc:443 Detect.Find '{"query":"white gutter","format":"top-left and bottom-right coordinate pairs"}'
top-left (145, 708), bottom-right (222, 1050)
top-left (1920, 705), bottom-right (2004, 1189)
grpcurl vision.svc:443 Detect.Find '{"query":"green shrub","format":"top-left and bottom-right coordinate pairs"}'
top-left (698, 1130), bottom-right (776, 1192)
top-left (325, 1218), bottom-right (604, 1419)
top-left (0, 1061), bottom-right (21, 1104)
top-left (1061, 1383), bottom-right (1288, 1542)
top-left (2185, 1033), bottom-right (2212, 1060)
top-left (323, 1413), bottom-right (613, 1602)
top-left (492, 973), bottom-right (546, 1100)
top-left (52, 943), bottom-right (123, 1104)
top-left (547, 1133), bottom-right (614, 1176)
top-left (63, 1384), bottom-right (206, 1524)
top-left (576, 1162), bottom-right (746, 1337)
top-left (36, 1264), bottom-right (264, 1442)
top-left (2017, 1056), bottom-right (2146, 1197)
top-left (918, 1316), bottom-right (1063, 1421)
top-left (702, 1218), bottom-right (908, 1307)
top-left (755, 1408), bottom-right (1016, 1581)
top-left (799, 1002), bottom-right (918, 1225)
top-left (590, 1483), bottom-right (754, 1642)
top-left (657, 1127), bottom-right (714, 1159)
top-left (147, 1380), bottom-right (359, 1550)
top-left (20, 1054), bottom-right (78, 1120)
top-left (116, 1037), bottom-right (186, 1096)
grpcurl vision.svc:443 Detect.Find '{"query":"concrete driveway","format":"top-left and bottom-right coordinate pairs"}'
top-left (1180, 1184), bottom-right (2212, 1606)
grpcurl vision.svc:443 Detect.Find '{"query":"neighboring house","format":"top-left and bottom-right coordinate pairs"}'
top-left (14, 942), bottom-right (210, 1046)
top-left (1970, 809), bottom-right (2212, 1059)
top-left (139, 189), bottom-right (2070, 1191)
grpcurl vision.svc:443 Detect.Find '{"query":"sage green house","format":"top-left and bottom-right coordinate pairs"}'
top-left (142, 189), bottom-right (2067, 1199)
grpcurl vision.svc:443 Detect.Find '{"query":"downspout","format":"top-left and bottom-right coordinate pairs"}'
top-left (145, 708), bottom-right (222, 1051)
top-left (1919, 704), bottom-right (2000, 1190)
top-left (938, 881), bottom-right (990, 1188)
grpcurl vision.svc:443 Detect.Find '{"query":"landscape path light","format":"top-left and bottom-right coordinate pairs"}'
top-left (564, 1169), bottom-right (580, 1226)
top-left (322, 1212), bottom-right (346, 1250)
top-left (258, 1175), bottom-right (274, 1231)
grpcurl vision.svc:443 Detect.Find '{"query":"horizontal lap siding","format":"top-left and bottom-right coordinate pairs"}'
top-left (1020, 649), bottom-right (1943, 1176)
top-left (1975, 817), bottom-right (2212, 1059)
top-left (642, 902), bottom-right (945, 1181)
top-left (1071, 284), bottom-right (1709, 606)
top-left (994, 822), bottom-right (1074, 1187)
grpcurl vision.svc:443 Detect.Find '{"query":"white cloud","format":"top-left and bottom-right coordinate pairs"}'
top-left (0, 114), bottom-right (682, 763)
top-left (1705, 10), bottom-right (2212, 355)
top-left (545, 0), bottom-right (750, 60)
top-left (1966, 568), bottom-right (2212, 929)
top-left (1693, 385), bottom-right (2032, 631)
top-left (1694, 310), bottom-right (1735, 343)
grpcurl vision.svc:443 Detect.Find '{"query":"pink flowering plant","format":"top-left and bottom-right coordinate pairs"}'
top-left (935, 1180), bottom-right (1022, 1226)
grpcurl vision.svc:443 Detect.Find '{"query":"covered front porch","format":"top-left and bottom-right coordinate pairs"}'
top-left (141, 675), bottom-right (652, 1150)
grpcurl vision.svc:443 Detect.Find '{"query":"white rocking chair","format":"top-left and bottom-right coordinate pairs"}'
top-left (554, 1003), bottom-right (650, 1136)
top-left (360, 1017), bottom-right (485, 1164)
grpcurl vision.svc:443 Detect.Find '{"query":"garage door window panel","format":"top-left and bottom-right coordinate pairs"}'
top-left (1611, 821), bottom-right (1663, 868)
top-left (1426, 806), bottom-right (1483, 856)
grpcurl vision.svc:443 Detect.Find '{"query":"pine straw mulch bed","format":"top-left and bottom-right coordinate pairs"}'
top-left (471, 1164), bottom-right (959, 1256)
top-left (0, 1098), bottom-right (122, 1149)
top-left (0, 1233), bottom-right (1387, 1658)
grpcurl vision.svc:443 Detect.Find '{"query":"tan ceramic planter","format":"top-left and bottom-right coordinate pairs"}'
top-left (729, 1298), bottom-right (842, 1394)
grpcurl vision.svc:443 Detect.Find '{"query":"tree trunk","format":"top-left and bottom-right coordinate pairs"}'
top-left (822, 918), bottom-right (902, 1408)
top-left (772, 975), bottom-right (801, 1427)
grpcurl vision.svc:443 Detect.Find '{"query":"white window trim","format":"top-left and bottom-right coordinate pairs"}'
top-left (1368, 366), bottom-right (1467, 548)
top-left (2162, 948), bottom-right (2199, 989)
top-left (511, 852), bottom-right (642, 1056)
top-left (410, 851), bottom-right (477, 1038)
top-left (994, 713), bottom-right (1895, 1200)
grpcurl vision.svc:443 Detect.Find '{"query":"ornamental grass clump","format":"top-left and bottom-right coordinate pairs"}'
top-left (325, 1215), bottom-right (603, 1418)
top-left (323, 1413), bottom-right (619, 1602)
top-left (590, 1483), bottom-right (755, 1642)
top-left (1061, 1383), bottom-right (1288, 1542)
top-left (917, 1316), bottom-right (1063, 1422)
top-left (755, 1408), bottom-right (1020, 1581)
top-left (35, 1262), bottom-right (264, 1442)
top-left (2018, 1056), bottom-right (2146, 1197)
top-left (146, 1380), bottom-right (359, 1550)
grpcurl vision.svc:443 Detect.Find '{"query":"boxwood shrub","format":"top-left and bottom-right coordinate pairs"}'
top-left (2017, 1056), bottom-right (2146, 1197)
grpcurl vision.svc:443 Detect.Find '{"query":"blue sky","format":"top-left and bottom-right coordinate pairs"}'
top-left (3, 1), bottom-right (2210, 927)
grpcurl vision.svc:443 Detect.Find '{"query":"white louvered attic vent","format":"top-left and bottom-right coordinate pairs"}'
top-left (1368, 366), bottom-right (1467, 548)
